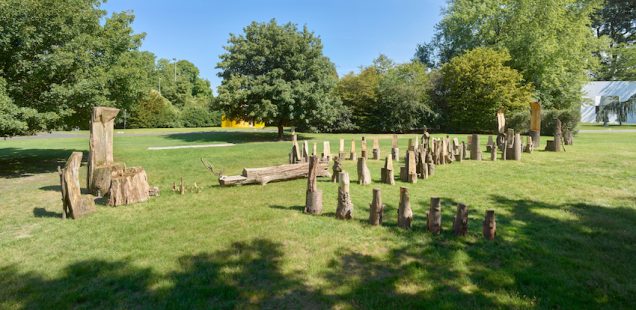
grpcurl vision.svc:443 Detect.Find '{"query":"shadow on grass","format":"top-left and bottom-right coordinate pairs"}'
top-left (0, 148), bottom-right (86, 179)
top-left (164, 130), bottom-right (311, 144)
top-left (32, 207), bottom-right (62, 218)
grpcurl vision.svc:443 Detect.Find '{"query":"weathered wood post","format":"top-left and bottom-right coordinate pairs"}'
top-left (501, 140), bottom-right (507, 161)
top-left (427, 197), bottom-right (442, 234)
top-left (422, 127), bottom-right (431, 149)
top-left (357, 157), bottom-right (371, 185)
top-left (302, 141), bottom-right (309, 162)
top-left (368, 188), bottom-right (384, 225)
top-left (336, 172), bottom-right (353, 220)
top-left (554, 118), bottom-right (562, 152)
top-left (391, 134), bottom-right (399, 162)
top-left (490, 143), bottom-right (497, 161)
top-left (331, 156), bottom-right (342, 183)
top-left (361, 136), bottom-right (368, 159)
top-left (372, 137), bottom-right (380, 160)
top-left (486, 136), bottom-right (494, 152)
top-left (453, 203), bottom-right (469, 236)
top-left (322, 141), bottom-right (331, 162)
top-left (380, 155), bottom-right (395, 185)
top-left (470, 134), bottom-right (481, 160)
top-left (339, 138), bottom-right (345, 160)
top-left (397, 187), bottom-right (413, 229)
top-left (529, 101), bottom-right (541, 148)
top-left (61, 152), bottom-right (96, 219)
top-left (417, 149), bottom-right (428, 179)
top-left (426, 152), bottom-right (435, 177)
top-left (87, 107), bottom-right (120, 195)
top-left (312, 142), bottom-right (317, 156)
top-left (305, 155), bottom-right (323, 214)
top-left (349, 140), bottom-right (356, 160)
top-left (513, 133), bottom-right (522, 161)
top-left (483, 210), bottom-right (496, 240)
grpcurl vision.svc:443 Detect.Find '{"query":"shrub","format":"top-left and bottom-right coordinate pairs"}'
top-left (542, 109), bottom-right (580, 136)
top-left (180, 98), bottom-right (221, 128)
top-left (129, 90), bottom-right (181, 128)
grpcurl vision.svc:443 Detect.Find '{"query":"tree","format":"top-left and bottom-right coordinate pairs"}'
top-left (336, 67), bottom-right (380, 130)
top-left (592, 0), bottom-right (636, 80)
top-left (436, 47), bottom-right (534, 132)
top-left (413, 42), bottom-right (437, 68)
top-left (129, 89), bottom-right (180, 128)
top-left (216, 19), bottom-right (346, 139)
top-left (422, 0), bottom-right (602, 110)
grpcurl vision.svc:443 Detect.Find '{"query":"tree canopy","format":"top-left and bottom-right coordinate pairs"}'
top-left (216, 19), bottom-right (348, 139)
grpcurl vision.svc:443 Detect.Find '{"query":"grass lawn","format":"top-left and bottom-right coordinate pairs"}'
top-left (579, 122), bottom-right (636, 130)
top-left (1, 128), bottom-right (635, 309)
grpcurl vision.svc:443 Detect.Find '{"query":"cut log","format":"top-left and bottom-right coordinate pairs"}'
top-left (501, 140), bottom-right (508, 160)
top-left (490, 143), bottom-right (497, 161)
top-left (322, 141), bottom-right (331, 161)
top-left (513, 133), bottom-right (522, 161)
top-left (349, 140), bottom-right (356, 160)
top-left (361, 136), bottom-right (368, 159)
top-left (392, 134), bottom-right (398, 148)
top-left (391, 147), bottom-right (400, 162)
top-left (357, 157), bottom-right (371, 185)
top-left (427, 163), bottom-right (435, 177)
top-left (305, 156), bottom-right (323, 214)
top-left (564, 130), bottom-right (573, 145)
top-left (427, 197), bottom-right (442, 234)
top-left (470, 134), bottom-right (482, 160)
top-left (339, 139), bottom-right (345, 153)
top-left (422, 127), bottom-right (430, 149)
top-left (483, 210), bottom-right (496, 240)
top-left (406, 150), bottom-right (417, 183)
top-left (462, 141), bottom-right (469, 160)
top-left (397, 187), bottom-right (413, 229)
top-left (368, 188), bottom-right (384, 225)
top-left (380, 155), bottom-right (395, 185)
top-left (312, 142), bottom-right (317, 156)
top-left (530, 101), bottom-right (542, 148)
top-left (61, 152), bottom-right (96, 219)
top-left (336, 172), bottom-right (353, 220)
top-left (220, 162), bottom-right (330, 186)
top-left (108, 167), bottom-right (150, 206)
top-left (523, 136), bottom-right (534, 153)
top-left (553, 119), bottom-right (562, 152)
top-left (88, 107), bottom-right (120, 194)
top-left (302, 141), bottom-right (309, 162)
top-left (331, 156), bottom-right (343, 183)
top-left (453, 203), bottom-right (469, 236)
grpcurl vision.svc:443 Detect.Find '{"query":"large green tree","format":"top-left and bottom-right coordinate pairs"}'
top-left (216, 19), bottom-right (346, 139)
top-left (436, 47), bottom-right (534, 132)
top-left (421, 0), bottom-right (602, 110)
top-left (336, 67), bottom-right (380, 131)
top-left (592, 0), bottom-right (636, 80)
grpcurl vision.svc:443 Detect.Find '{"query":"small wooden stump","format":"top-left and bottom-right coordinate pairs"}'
top-left (486, 136), bottom-right (494, 152)
top-left (483, 210), bottom-right (496, 240)
top-left (305, 156), bottom-right (323, 214)
top-left (349, 140), bottom-right (356, 160)
top-left (357, 157), bottom-right (371, 185)
top-left (397, 187), bottom-right (413, 229)
top-left (453, 203), bottom-right (468, 236)
top-left (372, 138), bottom-right (380, 160)
top-left (380, 155), bottom-right (395, 185)
top-left (331, 156), bottom-right (342, 183)
top-left (470, 134), bottom-right (481, 160)
top-left (322, 141), bottom-right (331, 162)
top-left (361, 136), bottom-right (368, 159)
top-left (427, 197), bottom-right (442, 234)
top-left (336, 172), bottom-right (353, 220)
top-left (490, 144), bottom-right (497, 161)
top-left (109, 167), bottom-right (150, 207)
top-left (427, 163), bottom-right (435, 177)
top-left (391, 148), bottom-right (400, 163)
top-left (512, 133), bottom-right (522, 161)
top-left (368, 188), bottom-right (384, 225)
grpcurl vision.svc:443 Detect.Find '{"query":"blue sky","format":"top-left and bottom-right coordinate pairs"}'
top-left (102, 0), bottom-right (446, 90)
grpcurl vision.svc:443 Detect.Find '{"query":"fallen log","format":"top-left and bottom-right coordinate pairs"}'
top-left (217, 162), bottom-right (330, 186)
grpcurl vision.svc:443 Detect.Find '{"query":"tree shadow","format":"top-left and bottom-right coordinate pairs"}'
top-left (269, 204), bottom-right (305, 212)
top-left (0, 148), bottom-right (86, 179)
top-left (164, 131), bottom-right (311, 144)
top-left (32, 207), bottom-right (62, 218)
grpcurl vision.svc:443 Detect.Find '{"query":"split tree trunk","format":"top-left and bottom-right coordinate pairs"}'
top-left (483, 210), bottom-right (496, 240)
top-left (397, 187), bottom-right (413, 229)
top-left (61, 152), bottom-right (96, 219)
top-left (427, 197), bottom-right (442, 234)
top-left (453, 203), bottom-right (468, 236)
top-left (368, 188), bottom-right (384, 225)
top-left (336, 172), bottom-right (353, 220)
top-left (305, 155), bottom-right (323, 214)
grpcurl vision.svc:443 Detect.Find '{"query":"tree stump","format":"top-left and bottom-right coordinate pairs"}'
top-left (391, 134), bottom-right (399, 161)
top-left (108, 167), bottom-right (150, 206)
top-left (406, 150), bottom-right (417, 183)
top-left (357, 157), bottom-right (371, 185)
top-left (322, 141), bottom-right (331, 161)
top-left (372, 137), bottom-right (380, 160)
top-left (397, 187), bottom-right (413, 229)
top-left (501, 140), bottom-right (508, 160)
top-left (553, 118), bottom-right (562, 152)
top-left (512, 133), bottom-right (522, 161)
top-left (349, 140), bottom-right (356, 160)
top-left (523, 136), bottom-right (534, 153)
top-left (530, 101), bottom-right (542, 148)
top-left (486, 136), bottom-right (494, 152)
top-left (427, 197), bottom-right (442, 234)
top-left (462, 141), bottom-right (469, 160)
top-left (417, 150), bottom-right (428, 179)
top-left (91, 163), bottom-right (126, 196)
top-left (380, 155), bottom-right (395, 185)
top-left (453, 203), bottom-right (469, 236)
top-left (368, 188), bottom-right (384, 225)
top-left (470, 134), bottom-right (481, 160)
top-left (564, 130), bottom-right (573, 145)
top-left (336, 172), bottom-right (353, 220)
top-left (422, 127), bottom-right (430, 149)
top-left (331, 156), bottom-right (343, 183)
top-left (490, 143), bottom-right (497, 161)
top-left (61, 152), bottom-right (96, 219)
top-left (427, 163), bottom-right (435, 177)
top-left (305, 156), bottom-right (323, 214)
top-left (483, 210), bottom-right (496, 240)
top-left (361, 136), bottom-right (368, 159)
top-left (399, 166), bottom-right (408, 182)
top-left (312, 142), bottom-right (317, 156)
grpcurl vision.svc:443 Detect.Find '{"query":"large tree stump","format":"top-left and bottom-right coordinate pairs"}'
top-left (87, 107), bottom-right (120, 194)
top-left (453, 203), bottom-right (469, 236)
top-left (368, 188), bottom-right (384, 225)
top-left (61, 152), bottom-right (96, 219)
top-left (380, 155), bottom-right (395, 185)
top-left (331, 156), bottom-right (343, 183)
top-left (305, 155), bottom-right (323, 214)
top-left (91, 163), bottom-right (126, 196)
top-left (483, 210), bottom-right (496, 240)
top-left (357, 157), bottom-right (371, 185)
top-left (336, 172), bottom-right (353, 220)
top-left (397, 187), bottom-right (413, 229)
top-left (470, 134), bottom-right (482, 160)
top-left (427, 197), bottom-right (442, 234)
top-left (108, 167), bottom-right (150, 206)
top-left (349, 140), bottom-right (356, 160)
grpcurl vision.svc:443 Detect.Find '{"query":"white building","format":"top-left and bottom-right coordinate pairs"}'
top-left (581, 81), bottom-right (636, 123)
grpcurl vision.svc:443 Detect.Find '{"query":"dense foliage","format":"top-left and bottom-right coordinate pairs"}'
top-left (592, 0), bottom-right (636, 80)
top-left (216, 19), bottom-right (348, 139)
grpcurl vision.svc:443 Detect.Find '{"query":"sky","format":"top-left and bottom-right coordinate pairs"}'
top-left (101, 0), bottom-right (446, 91)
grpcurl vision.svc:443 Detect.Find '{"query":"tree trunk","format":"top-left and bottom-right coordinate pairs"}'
top-left (336, 172), bottom-right (353, 220)
top-left (368, 188), bottom-right (384, 225)
top-left (483, 210), bottom-right (496, 240)
top-left (219, 162), bottom-right (330, 186)
top-left (397, 187), bottom-right (413, 229)
top-left (357, 157), bottom-right (371, 185)
top-left (305, 155), bottom-right (323, 214)
top-left (470, 134), bottom-right (481, 160)
top-left (453, 203), bottom-right (468, 236)
top-left (277, 124), bottom-right (284, 141)
top-left (406, 150), bottom-right (417, 183)
top-left (427, 197), bottom-right (442, 234)
top-left (109, 167), bottom-right (150, 207)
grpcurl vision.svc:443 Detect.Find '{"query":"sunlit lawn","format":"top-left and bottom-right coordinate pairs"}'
top-left (1, 128), bottom-right (635, 308)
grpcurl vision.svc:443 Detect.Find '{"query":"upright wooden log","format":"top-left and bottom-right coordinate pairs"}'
top-left (554, 118), bottom-right (562, 152)
top-left (349, 140), bottom-right (356, 160)
top-left (501, 140), bottom-right (508, 160)
top-left (361, 136), bottom-right (368, 159)
top-left (523, 136), bottom-right (534, 153)
top-left (87, 107), bottom-right (120, 195)
top-left (483, 210), bottom-right (496, 240)
top-left (61, 152), bottom-right (96, 219)
top-left (530, 101), bottom-right (542, 148)
top-left (339, 139), bottom-right (345, 154)
top-left (109, 167), bottom-right (150, 206)
top-left (322, 141), bottom-right (331, 161)
top-left (368, 188), bottom-right (384, 225)
top-left (427, 197), bottom-right (442, 234)
top-left (397, 187), bottom-right (413, 229)
top-left (422, 127), bottom-right (431, 149)
top-left (486, 136), bottom-right (494, 152)
top-left (490, 143), bottom-right (497, 161)
top-left (391, 134), bottom-right (399, 161)
top-left (513, 133), bottom-right (522, 161)
top-left (312, 142), bottom-right (317, 156)
top-left (406, 150), bottom-right (417, 183)
top-left (380, 155), bottom-right (395, 185)
top-left (470, 134), bottom-right (481, 160)
top-left (305, 156), bottom-right (323, 214)
top-left (417, 150), bottom-right (428, 179)
top-left (336, 172), bottom-right (353, 220)
top-left (331, 156), bottom-right (342, 183)
top-left (302, 141), bottom-right (309, 162)
top-left (453, 203), bottom-right (469, 236)
top-left (372, 137), bottom-right (380, 160)
top-left (357, 157), bottom-right (371, 185)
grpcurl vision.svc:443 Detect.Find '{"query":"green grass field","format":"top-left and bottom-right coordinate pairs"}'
top-left (1, 128), bottom-right (635, 309)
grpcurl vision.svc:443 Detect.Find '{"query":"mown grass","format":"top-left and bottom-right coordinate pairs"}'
top-left (1, 128), bottom-right (635, 309)
top-left (579, 122), bottom-right (636, 130)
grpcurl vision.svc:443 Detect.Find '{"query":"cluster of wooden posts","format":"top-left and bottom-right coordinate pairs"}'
top-left (58, 107), bottom-right (156, 219)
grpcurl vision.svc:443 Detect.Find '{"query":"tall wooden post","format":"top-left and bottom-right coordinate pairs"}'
top-left (513, 133), bottom-right (522, 161)
top-left (483, 210), bottom-right (496, 240)
top-left (322, 141), bottom-right (331, 162)
top-left (453, 203), bottom-right (468, 236)
top-left (361, 136), bottom-right (368, 159)
top-left (368, 188), bottom-right (384, 225)
top-left (88, 107), bottom-right (120, 194)
top-left (427, 197), bottom-right (442, 234)
top-left (305, 156), bottom-right (323, 214)
top-left (530, 101), bottom-right (541, 148)
top-left (470, 134), bottom-right (481, 160)
top-left (397, 187), bottom-right (413, 229)
top-left (349, 140), bottom-right (356, 160)
top-left (357, 157), bottom-right (371, 185)
top-left (391, 134), bottom-right (399, 162)
top-left (381, 155), bottom-right (395, 185)
top-left (336, 172), bottom-right (353, 220)
top-left (372, 137), bottom-right (380, 160)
